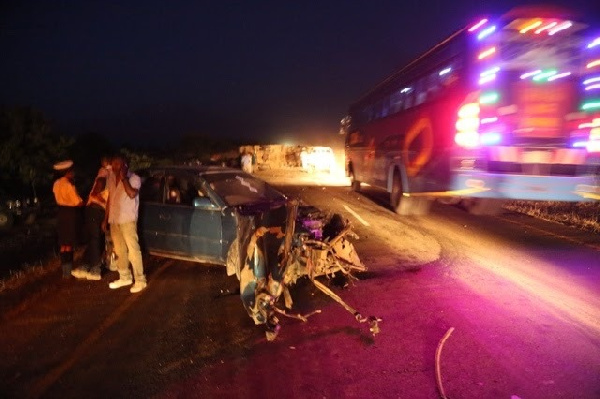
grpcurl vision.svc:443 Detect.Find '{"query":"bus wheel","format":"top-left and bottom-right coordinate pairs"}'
top-left (463, 198), bottom-right (504, 215)
top-left (391, 173), bottom-right (431, 215)
top-left (350, 172), bottom-right (361, 192)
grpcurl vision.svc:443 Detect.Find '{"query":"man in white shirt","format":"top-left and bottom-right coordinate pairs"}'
top-left (103, 154), bottom-right (147, 293)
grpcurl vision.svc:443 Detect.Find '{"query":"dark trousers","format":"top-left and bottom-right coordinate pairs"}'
top-left (85, 204), bottom-right (105, 267)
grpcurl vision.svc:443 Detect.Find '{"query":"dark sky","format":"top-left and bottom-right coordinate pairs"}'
top-left (1, 1), bottom-right (599, 147)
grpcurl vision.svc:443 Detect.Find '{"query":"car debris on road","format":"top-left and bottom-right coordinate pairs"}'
top-left (233, 200), bottom-right (382, 341)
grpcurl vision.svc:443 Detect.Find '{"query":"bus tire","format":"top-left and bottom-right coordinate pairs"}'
top-left (390, 172), bottom-right (431, 216)
top-left (462, 198), bottom-right (504, 215)
top-left (350, 172), bottom-right (361, 192)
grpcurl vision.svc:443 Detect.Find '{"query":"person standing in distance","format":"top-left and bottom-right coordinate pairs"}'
top-left (52, 160), bottom-right (84, 278)
top-left (103, 154), bottom-right (147, 293)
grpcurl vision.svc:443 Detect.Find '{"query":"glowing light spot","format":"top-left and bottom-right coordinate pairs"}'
top-left (578, 119), bottom-right (600, 129)
top-left (480, 132), bottom-right (502, 145)
top-left (583, 76), bottom-right (600, 85)
top-left (519, 20), bottom-right (542, 34)
top-left (587, 37), bottom-right (600, 49)
top-left (582, 102), bottom-right (600, 111)
top-left (468, 18), bottom-right (488, 32)
top-left (547, 72), bottom-right (571, 82)
top-left (535, 21), bottom-right (558, 34)
top-left (585, 84), bottom-right (600, 91)
top-left (439, 67), bottom-right (452, 76)
top-left (400, 87), bottom-right (411, 94)
top-left (457, 103), bottom-right (480, 118)
top-left (520, 70), bottom-right (541, 80)
top-left (478, 26), bottom-right (496, 40)
top-left (548, 21), bottom-right (572, 35)
top-left (532, 70), bottom-right (557, 82)
top-left (481, 117), bottom-right (498, 124)
top-left (480, 92), bottom-right (499, 104)
top-left (587, 59), bottom-right (600, 69)
top-left (479, 75), bottom-right (496, 85)
top-left (478, 47), bottom-right (496, 60)
top-left (455, 131), bottom-right (480, 148)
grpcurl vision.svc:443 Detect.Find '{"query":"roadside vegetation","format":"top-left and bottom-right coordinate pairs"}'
top-left (505, 201), bottom-right (600, 233)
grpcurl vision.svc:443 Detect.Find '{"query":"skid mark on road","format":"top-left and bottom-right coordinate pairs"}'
top-left (28, 259), bottom-right (175, 398)
top-left (497, 215), bottom-right (600, 252)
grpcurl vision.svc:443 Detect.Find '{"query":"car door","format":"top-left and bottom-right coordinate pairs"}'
top-left (161, 171), bottom-right (224, 263)
top-left (138, 169), bottom-right (167, 252)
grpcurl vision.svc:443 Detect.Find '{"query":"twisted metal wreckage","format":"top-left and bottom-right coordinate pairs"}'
top-left (227, 200), bottom-right (381, 341)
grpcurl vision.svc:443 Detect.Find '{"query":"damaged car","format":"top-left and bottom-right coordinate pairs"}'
top-left (138, 166), bottom-right (380, 340)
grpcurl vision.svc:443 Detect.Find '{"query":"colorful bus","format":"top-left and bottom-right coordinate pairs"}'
top-left (342, 6), bottom-right (600, 214)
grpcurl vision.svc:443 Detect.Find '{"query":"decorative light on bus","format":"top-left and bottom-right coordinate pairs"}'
top-left (581, 101), bottom-right (600, 111)
top-left (587, 59), bottom-right (600, 69)
top-left (532, 70), bottom-right (557, 82)
top-left (439, 67), bottom-right (452, 76)
top-left (479, 75), bottom-right (496, 85)
top-left (548, 21), bottom-right (572, 36)
top-left (519, 20), bottom-right (542, 34)
top-left (480, 132), bottom-right (502, 145)
top-left (585, 84), bottom-right (600, 91)
top-left (479, 92), bottom-right (499, 104)
top-left (455, 131), bottom-right (480, 148)
top-left (547, 72), bottom-right (571, 82)
top-left (479, 67), bottom-right (500, 85)
top-left (478, 25), bottom-right (496, 40)
top-left (400, 87), bottom-right (412, 94)
top-left (468, 18), bottom-right (488, 32)
top-left (481, 117), bottom-right (498, 124)
top-left (478, 47), bottom-right (496, 60)
top-left (578, 119), bottom-right (600, 129)
top-left (583, 76), bottom-right (600, 86)
top-left (587, 37), bottom-right (600, 49)
top-left (534, 21), bottom-right (558, 35)
top-left (520, 70), bottom-right (541, 80)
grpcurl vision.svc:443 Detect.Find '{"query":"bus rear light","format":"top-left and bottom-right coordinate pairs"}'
top-left (587, 59), bottom-right (600, 69)
top-left (455, 131), bottom-right (480, 148)
top-left (587, 37), bottom-right (600, 49)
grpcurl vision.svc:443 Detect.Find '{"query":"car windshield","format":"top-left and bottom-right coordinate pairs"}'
top-left (203, 172), bottom-right (286, 206)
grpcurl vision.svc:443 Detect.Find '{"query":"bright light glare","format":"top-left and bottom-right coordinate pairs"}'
top-left (582, 102), bottom-right (600, 111)
top-left (585, 84), bottom-right (600, 91)
top-left (401, 87), bottom-right (411, 94)
top-left (480, 132), bottom-right (502, 145)
top-left (520, 20), bottom-right (542, 34)
top-left (520, 70), bottom-right (542, 79)
top-left (588, 37), bottom-right (600, 49)
top-left (480, 92), bottom-right (499, 104)
top-left (547, 72), bottom-right (571, 81)
top-left (455, 131), bottom-right (480, 148)
top-left (533, 70), bottom-right (557, 81)
top-left (587, 60), bottom-right (600, 69)
top-left (535, 21), bottom-right (558, 34)
top-left (478, 47), bottom-right (496, 60)
top-left (583, 76), bottom-right (600, 85)
top-left (439, 67), bottom-right (452, 76)
top-left (478, 26), bottom-right (496, 40)
top-left (548, 21), bottom-right (572, 35)
top-left (457, 103), bottom-right (480, 118)
top-left (479, 75), bottom-right (496, 85)
top-left (468, 18), bottom-right (488, 32)
top-left (481, 117), bottom-right (498, 124)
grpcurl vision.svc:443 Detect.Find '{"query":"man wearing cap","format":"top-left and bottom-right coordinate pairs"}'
top-left (52, 160), bottom-right (84, 278)
top-left (103, 154), bottom-right (147, 293)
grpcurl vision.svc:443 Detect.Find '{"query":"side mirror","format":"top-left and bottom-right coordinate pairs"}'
top-left (193, 197), bottom-right (215, 208)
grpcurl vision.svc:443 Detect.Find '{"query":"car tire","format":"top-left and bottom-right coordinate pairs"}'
top-left (0, 210), bottom-right (14, 232)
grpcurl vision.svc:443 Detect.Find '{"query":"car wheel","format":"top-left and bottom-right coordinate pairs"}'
top-left (0, 210), bottom-right (14, 232)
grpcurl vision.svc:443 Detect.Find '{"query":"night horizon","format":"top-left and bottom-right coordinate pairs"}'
top-left (2, 0), bottom-right (599, 147)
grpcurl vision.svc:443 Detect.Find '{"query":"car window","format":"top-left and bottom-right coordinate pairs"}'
top-left (165, 173), bottom-right (204, 206)
top-left (139, 172), bottom-right (164, 203)
top-left (203, 172), bottom-right (285, 206)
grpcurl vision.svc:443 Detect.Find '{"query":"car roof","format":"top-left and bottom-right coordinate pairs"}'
top-left (146, 165), bottom-right (246, 176)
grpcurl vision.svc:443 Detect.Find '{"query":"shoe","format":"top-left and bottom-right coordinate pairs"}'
top-left (71, 268), bottom-right (89, 279)
top-left (129, 282), bottom-right (147, 293)
top-left (86, 273), bottom-right (101, 281)
top-left (109, 278), bottom-right (133, 289)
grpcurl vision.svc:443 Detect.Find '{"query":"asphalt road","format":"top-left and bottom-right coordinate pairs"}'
top-left (1, 170), bottom-right (599, 398)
